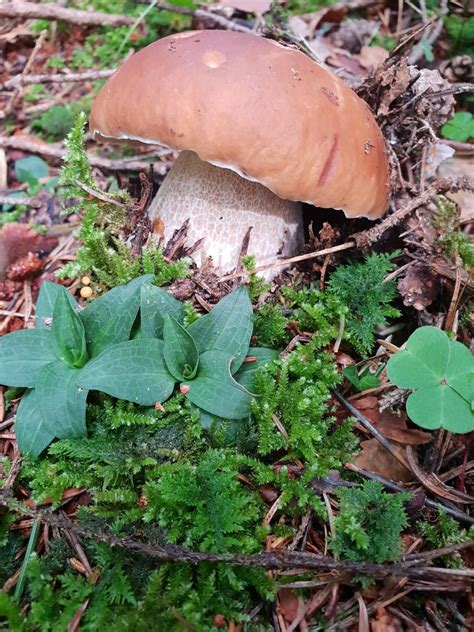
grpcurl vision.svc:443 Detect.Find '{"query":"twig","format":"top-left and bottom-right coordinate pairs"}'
top-left (0, 135), bottom-right (169, 174)
top-left (0, 1), bottom-right (134, 26)
top-left (218, 242), bottom-right (355, 282)
top-left (1, 503), bottom-right (473, 583)
top-left (3, 69), bottom-right (116, 90)
top-left (0, 193), bottom-right (40, 207)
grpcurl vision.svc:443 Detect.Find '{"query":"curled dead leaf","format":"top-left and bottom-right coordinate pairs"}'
top-left (398, 262), bottom-right (438, 310)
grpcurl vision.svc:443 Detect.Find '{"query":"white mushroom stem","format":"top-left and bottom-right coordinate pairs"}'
top-left (148, 151), bottom-right (303, 278)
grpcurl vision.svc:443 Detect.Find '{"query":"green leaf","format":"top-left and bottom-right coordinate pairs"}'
top-left (445, 339), bottom-right (474, 404)
top-left (15, 156), bottom-right (49, 185)
top-left (80, 275), bottom-right (152, 357)
top-left (387, 327), bottom-right (474, 434)
top-left (407, 385), bottom-right (473, 433)
top-left (234, 347), bottom-right (280, 393)
top-left (187, 287), bottom-right (253, 372)
top-left (386, 326), bottom-right (450, 388)
top-left (441, 112), bottom-right (474, 143)
top-left (183, 350), bottom-right (252, 419)
top-left (52, 287), bottom-right (88, 368)
top-left (163, 315), bottom-right (199, 381)
top-left (35, 361), bottom-right (88, 438)
top-left (77, 339), bottom-right (175, 405)
top-left (15, 389), bottom-right (55, 458)
top-left (0, 329), bottom-right (56, 387)
top-left (343, 365), bottom-right (381, 392)
top-left (36, 280), bottom-right (78, 329)
top-left (140, 283), bottom-right (185, 339)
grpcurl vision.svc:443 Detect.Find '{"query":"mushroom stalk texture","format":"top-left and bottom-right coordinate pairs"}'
top-left (148, 150), bottom-right (303, 272)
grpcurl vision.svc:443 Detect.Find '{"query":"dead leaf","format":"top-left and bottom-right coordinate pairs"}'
top-left (0, 223), bottom-right (57, 278)
top-left (370, 607), bottom-right (404, 632)
top-left (438, 156), bottom-right (474, 222)
top-left (356, 46), bottom-right (389, 72)
top-left (398, 262), bottom-right (438, 310)
top-left (376, 411), bottom-right (431, 446)
top-left (277, 588), bottom-right (300, 623)
top-left (354, 439), bottom-right (412, 482)
top-left (220, 0), bottom-right (272, 15)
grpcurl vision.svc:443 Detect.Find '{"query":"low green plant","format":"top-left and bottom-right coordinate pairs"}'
top-left (444, 15), bottom-right (474, 56)
top-left (419, 509), bottom-right (474, 569)
top-left (78, 285), bottom-right (278, 422)
top-left (32, 104), bottom-right (75, 141)
top-left (58, 113), bottom-right (190, 288)
top-left (332, 480), bottom-right (410, 563)
top-left (441, 112), bottom-right (474, 142)
top-left (342, 363), bottom-right (383, 392)
top-left (0, 280), bottom-right (278, 457)
top-left (326, 252), bottom-right (400, 356)
top-left (387, 326), bottom-right (474, 433)
top-left (0, 276), bottom-right (153, 457)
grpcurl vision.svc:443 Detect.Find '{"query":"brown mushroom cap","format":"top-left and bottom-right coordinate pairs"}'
top-left (90, 29), bottom-right (390, 218)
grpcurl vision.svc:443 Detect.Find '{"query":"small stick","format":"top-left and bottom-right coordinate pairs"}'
top-left (218, 242), bottom-right (355, 282)
top-left (0, 1), bottom-right (134, 26)
top-left (3, 69), bottom-right (116, 90)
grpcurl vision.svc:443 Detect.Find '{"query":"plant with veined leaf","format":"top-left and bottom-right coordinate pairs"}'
top-left (0, 278), bottom-right (278, 457)
top-left (387, 326), bottom-right (474, 433)
top-left (0, 275), bottom-right (154, 457)
top-left (77, 283), bottom-right (279, 426)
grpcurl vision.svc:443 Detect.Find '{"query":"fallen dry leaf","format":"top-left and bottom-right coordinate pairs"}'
top-left (370, 607), bottom-right (404, 632)
top-left (438, 155), bottom-right (474, 222)
top-left (354, 438), bottom-right (412, 483)
top-left (0, 222), bottom-right (57, 278)
top-left (355, 45), bottom-right (389, 72)
top-left (220, 0), bottom-right (271, 15)
top-left (398, 262), bottom-right (439, 310)
top-left (376, 411), bottom-right (431, 446)
top-left (277, 588), bottom-right (300, 623)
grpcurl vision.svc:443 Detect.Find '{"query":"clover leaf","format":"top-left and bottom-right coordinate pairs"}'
top-left (0, 276), bottom-right (152, 457)
top-left (387, 326), bottom-right (474, 433)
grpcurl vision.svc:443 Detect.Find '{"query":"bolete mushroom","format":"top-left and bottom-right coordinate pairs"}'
top-left (89, 30), bottom-right (389, 274)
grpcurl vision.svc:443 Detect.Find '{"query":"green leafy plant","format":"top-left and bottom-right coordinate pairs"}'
top-left (0, 276), bottom-right (152, 457)
top-left (444, 15), bottom-right (474, 56)
top-left (78, 285), bottom-right (279, 422)
top-left (58, 113), bottom-right (190, 288)
top-left (419, 509), bottom-right (474, 569)
top-left (327, 252), bottom-right (400, 356)
top-left (332, 480), bottom-right (410, 563)
top-left (32, 104), bottom-right (75, 141)
top-left (441, 112), bottom-right (474, 142)
top-left (387, 326), bottom-right (474, 433)
top-left (342, 363), bottom-right (383, 392)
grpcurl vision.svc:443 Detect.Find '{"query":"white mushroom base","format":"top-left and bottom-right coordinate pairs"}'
top-left (148, 151), bottom-right (303, 278)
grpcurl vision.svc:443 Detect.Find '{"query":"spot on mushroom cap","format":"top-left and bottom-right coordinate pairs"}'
top-left (90, 30), bottom-right (390, 218)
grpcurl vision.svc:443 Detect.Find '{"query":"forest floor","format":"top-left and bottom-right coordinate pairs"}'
top-left (0, 1), bottom-right (473, 630)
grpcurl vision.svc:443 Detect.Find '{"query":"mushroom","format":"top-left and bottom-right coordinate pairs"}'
top-left (89, 30), bottom-right (389, 275)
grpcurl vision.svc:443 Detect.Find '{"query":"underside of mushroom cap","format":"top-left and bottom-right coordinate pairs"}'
top-left (90, 29), bottom-right (390, 218)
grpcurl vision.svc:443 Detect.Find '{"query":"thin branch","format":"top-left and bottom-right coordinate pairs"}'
top-left (3, 69), bottom-right (116, 90)
top-left (0, 1), bottom-right (134, 26)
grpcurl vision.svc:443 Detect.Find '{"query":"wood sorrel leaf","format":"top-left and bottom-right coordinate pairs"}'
top-left (77, 339), bottom-right (175, 406)
top-left (35, 361), bottom-right (88, 439)
top-left (80, 275), bottom-right (152, 358)
top-left (387, 326), bottom-right (474, 434)
top-left (187, 287), bottom-right (253, 373)
top-left (0, 329), bottom-right (56, 387)
top-left (15, 389), bottom-right (55, 458)
top-left (163, 314), bottom-right (199, 381)
top-left (140, 283), bottom-right (185, 339)
top-left (445, 339), bottom-right (474, 405)
top-left (52, 287), bottom-right (88, 368)
top-left (234, 347), bottom-right (280, 393)
top-left (386, 326), bottom-right (450, 389)
top-left (407, 385), bottom-right (473, 433)
top-left (183, 350), bottom-right (252, 419)
top-left (36, 280), bottom-right (78, 329)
